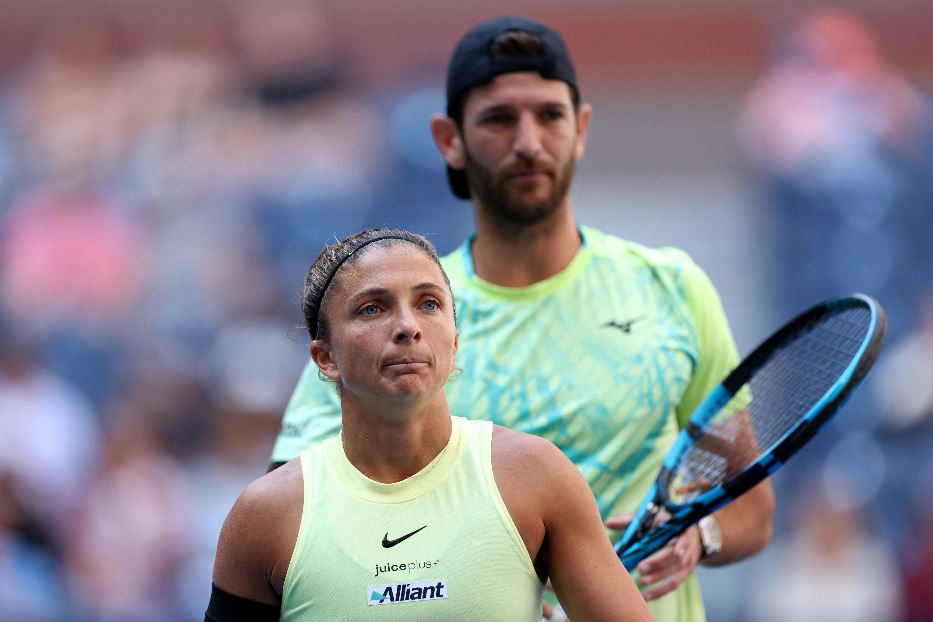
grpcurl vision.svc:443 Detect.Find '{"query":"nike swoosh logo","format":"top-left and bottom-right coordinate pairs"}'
top-left (605, 317), bottom-right (644, 334)
top-left (382, 525), bottom-right (427, 548)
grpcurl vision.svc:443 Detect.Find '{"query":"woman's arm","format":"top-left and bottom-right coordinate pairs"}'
top-left (537, 443), bottom-right (655, 621)
top-left (494, 429), bottom-right (655, 622)
top-left (208, 461), bottom-right (303, 621)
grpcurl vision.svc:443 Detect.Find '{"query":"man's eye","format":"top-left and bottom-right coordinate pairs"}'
top-left (482, 113), bottom-right (512, 125)
top-left (359, 304), bottom-right (381, 316)
top-left (422, 299), bottom-right (440, 311)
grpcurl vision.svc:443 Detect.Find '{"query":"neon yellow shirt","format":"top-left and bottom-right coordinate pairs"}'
top-left (280, 417), bottom-right (543, 621)
top-left (273, 226), bottom-right (739, 621)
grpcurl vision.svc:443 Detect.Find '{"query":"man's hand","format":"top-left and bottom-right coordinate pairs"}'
top-left (606, 511), bottom-right (702, 601)
top-left (541, 583), bottom-right (571, 621)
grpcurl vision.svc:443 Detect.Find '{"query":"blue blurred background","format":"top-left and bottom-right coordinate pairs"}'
top-left (1, 1), bottom-right (931, 620)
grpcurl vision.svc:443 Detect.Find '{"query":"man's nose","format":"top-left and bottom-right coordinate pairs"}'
top-left (513, 112), bottom-right (542, 161)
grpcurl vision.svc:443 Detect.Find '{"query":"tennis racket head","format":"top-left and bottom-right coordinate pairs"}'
top-left (616, 293), bottom-right (887, 569)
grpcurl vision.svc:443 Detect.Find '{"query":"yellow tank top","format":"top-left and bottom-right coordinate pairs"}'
top-left (280, 416), bottom-right (543, 621)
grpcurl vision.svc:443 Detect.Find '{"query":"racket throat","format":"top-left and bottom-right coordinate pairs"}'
top-left (632, 501), bottom-right (662, 542)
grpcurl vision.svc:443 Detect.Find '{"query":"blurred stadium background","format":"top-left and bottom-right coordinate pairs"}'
top-left (1, 1), bottom-right (931, 620)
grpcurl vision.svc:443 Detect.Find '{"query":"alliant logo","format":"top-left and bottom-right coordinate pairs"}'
top-left (367, 578), bottom-right (447, 606)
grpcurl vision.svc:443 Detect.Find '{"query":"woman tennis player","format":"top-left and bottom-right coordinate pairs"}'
top-left (205, 227), bottom-right (654, 621)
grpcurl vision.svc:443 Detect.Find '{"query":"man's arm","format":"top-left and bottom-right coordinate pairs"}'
top-left (608, 253), bottom-right (776, 600)
top-left (617, 478), bottom-right (774, 600)
top-left (693, 406), bottom-right (775, 566)
top-left (703, 479), bottom-right (774, 565)
top-left (608, 406), bottom-right (776, 600)
top-left (632, 403), bottom-right (776, 597)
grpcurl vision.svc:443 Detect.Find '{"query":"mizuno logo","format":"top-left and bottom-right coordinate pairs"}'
top-left (368, 579), bottom-right (447, 605)
top-left (382, 525), bottom-right (427, 548)
top-left (605, 317), bottom-right (644, 334)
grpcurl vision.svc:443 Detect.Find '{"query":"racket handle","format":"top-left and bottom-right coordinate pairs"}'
top-left (618, 521), bottom-right (688, 571)
top-left (614, 491), bottom-right (662, 555)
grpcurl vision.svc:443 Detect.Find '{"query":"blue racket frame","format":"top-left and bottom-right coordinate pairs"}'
top-left (615, 293), bottom-right (886, 571)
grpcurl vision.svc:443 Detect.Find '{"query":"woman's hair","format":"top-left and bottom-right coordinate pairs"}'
top-left (302, 227), bottom-right (455, 341)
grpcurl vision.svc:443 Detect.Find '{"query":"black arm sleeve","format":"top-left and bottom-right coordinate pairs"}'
top-left (205, 583), bottom-right (280, 622)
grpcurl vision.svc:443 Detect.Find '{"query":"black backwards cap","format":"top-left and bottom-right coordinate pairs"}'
top-left (443, 16), bottom-right (579, 200)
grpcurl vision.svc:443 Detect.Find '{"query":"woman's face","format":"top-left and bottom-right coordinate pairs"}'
top-left (312, 243), bottom-right (458, 405)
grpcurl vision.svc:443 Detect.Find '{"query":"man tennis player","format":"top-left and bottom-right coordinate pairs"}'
top-left (270, 16), bottom-right (775, 621)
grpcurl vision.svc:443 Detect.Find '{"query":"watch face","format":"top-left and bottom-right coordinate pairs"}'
top-left (699, 516), bottom-right (722, 558)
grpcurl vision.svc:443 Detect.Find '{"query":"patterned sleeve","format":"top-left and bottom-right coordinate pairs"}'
top-left (674, 258), bottom-right (740, 428)
top-left (270, 361), bottom-right (343, 463)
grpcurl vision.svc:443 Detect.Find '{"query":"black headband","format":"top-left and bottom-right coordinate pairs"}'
top-left (308, 235), bottom-right (413, 340)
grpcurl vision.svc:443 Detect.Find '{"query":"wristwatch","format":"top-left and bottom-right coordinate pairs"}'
top-left (697, 515), bottom-right (723, 560)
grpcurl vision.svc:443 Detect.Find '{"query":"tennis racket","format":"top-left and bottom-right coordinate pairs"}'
top-left (615, 293), bottom-right (887, 571)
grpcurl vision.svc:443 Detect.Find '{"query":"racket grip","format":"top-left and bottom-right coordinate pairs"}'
top-left (614, 489), bottom-right (662, 555)
top-left (618, 521), bottom-right (687, 571)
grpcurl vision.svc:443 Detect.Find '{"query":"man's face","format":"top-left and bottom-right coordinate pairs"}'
top-left (459, 72), bottom-right (589, 227)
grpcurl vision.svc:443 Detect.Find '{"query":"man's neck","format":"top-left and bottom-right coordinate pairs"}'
top-left (471, 204), bottom-right (581, 287)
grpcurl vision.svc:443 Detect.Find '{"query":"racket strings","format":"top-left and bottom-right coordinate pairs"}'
top-left (666, 305), bottom-right (872, 504)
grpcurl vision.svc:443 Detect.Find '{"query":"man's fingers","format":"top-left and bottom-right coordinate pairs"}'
top-left (636, 545), bottom-right (677, 585)
top-left (607, 508), bottom-right (671, 530)
top-left (672, 526), bottom-right (701, 563)
top-left (636, 528), bottom-right (702, 600)
top-left (542, 601), bottom-right (572, 621)
top-left (604, 511), bottom-right (635, 529)
top-left (642, 569), bottom-right (690, 601)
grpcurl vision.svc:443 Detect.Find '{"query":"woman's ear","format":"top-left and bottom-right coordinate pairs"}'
top-left (430, 114), bottom-right (466, 170)
top-left (310, 340), bottom-right (340, 383)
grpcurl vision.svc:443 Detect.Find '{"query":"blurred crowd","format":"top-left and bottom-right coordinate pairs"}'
top-left (0, 4), bottom-right (931, 621)
top-left (735, 8), bottom-right (933, 622)
top-left (0, 3), bottom-right (468, 620)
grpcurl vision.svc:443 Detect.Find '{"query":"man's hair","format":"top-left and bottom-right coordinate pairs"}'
top-left (447, 29), bottom-right (580, 127)
top-left (302, 227), bottom-right (455, 341)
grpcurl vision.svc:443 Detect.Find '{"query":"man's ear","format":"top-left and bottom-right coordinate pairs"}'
top-left (430, 114), bottom-right (466, 169)
top-left (574, 103), bottom-right (593, 162)
top-left (310, 340), bottom-right (340, 383)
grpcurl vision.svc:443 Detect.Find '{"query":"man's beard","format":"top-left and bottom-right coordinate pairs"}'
top-left (464, 148), bottom-right (576, 229)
